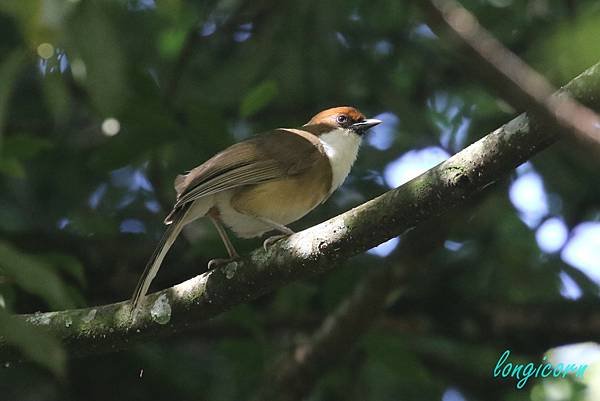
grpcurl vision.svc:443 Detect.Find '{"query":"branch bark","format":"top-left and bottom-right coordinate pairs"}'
top-left (2, 61), bottom-right (600, 361)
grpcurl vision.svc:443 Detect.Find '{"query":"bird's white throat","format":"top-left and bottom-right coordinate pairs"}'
top-left (319, 128), bottom-right (361, 194)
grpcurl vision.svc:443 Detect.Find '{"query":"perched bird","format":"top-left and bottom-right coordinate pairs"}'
top-left (131, 106), bottom-right (381, 310)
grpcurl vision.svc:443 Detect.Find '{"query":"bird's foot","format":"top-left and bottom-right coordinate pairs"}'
top-left (263, 234), bottom-right (290, 251)
top-left (207, 257), bottom-right (239, 270)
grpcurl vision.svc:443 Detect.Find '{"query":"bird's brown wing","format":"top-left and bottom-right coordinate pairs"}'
top-left (165, 129), bottom-right (325, 221)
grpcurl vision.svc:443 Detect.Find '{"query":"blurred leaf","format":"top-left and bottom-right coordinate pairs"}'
top-left (365, 332), bottom-right (431, 381)
top-left (0, 309), bottom-right (66, 377)
top-left (2, 134), bottom-right (52, 159)
top-left (0, 156), bottom-right (25, 178)
top-left (67, 1), bottom-right (127, 116)
top-left (364, 332), bottom-right (441, 400)
top-left (43, 72), bottom-right (71, 123)
top-left (158, 28), bottom-right (187, 59)
top-left (0, 134), bottom-right (52, 178)
top-left (240, 80), bottom-right (279, 118)
top-left (43, 253), bottom-right (86, 287)
top-left (0, 241), bottom-right (76, 310)
top-left (0, 50), bottom-right (24, 147)
top-left (532, 9), bottom-right (600, 83)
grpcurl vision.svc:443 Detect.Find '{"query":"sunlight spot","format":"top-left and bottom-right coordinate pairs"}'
top-left (367, 112), bottom-right (399, 151)
top-left (111, 166), bottom-right (152, 191)
top-left (145, 200), bottom-right (161, 213)
top-left (58, 51), bottom-right (69, 73)
top-left (516, 161), bottom-right (532, 174)
top-left (536, 217), bottom-right (568, 253)
top-left (71, 58), bottom-right (86, 81)
top-left (335, 32), bottom-right (349, 47)
top-left (412, 24), bottom-right (437, 39)
top-left (120, 219), bottom-right (146, 234)
top-left (374, 40), bottom-right (393, 55)
top-left (201, 21), bottom-right (216, 36)
top-left (561, 222), bottom-right (600, 285)
top-left (368, 237), bottom-right (399, 257)
top-left (234, 23), bottom-right (252, 42)
top-left (559, 271), bottom-right (583, 300)
top-left (37, 43), bottom-right (54, 59)
top-left (101, 118), bottom-right (120, 136)
top-left (444, 240), bottom-right (463, 251)
top-left (442, 387), bottom-right (466, 401)
top-left (548, 342), bottom-right (600, 367)
top-left (89, 183), bottom-right (108, 209)
top-left (57, 218), bottom-right (70, 230)
top-left (509, 170), bottom-right (549, 228)
top-left (384, 147), bottom-right (450, 188)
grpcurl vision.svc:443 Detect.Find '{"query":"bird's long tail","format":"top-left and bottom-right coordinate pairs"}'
top-left (130, 208), bottom-right (187, 312)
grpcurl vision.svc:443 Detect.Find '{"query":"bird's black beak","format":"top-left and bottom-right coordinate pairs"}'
top-left (351, 118), bottom-right (382, 133)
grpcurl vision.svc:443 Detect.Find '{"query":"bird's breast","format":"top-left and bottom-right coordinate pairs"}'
top-left (217, 158), bottom-right (331, 238)
top-left (232, 170), bottom-right (330, 223)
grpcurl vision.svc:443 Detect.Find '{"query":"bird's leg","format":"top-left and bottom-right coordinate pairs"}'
top-left (208, 214), bottom-right (239, 269)
top-left (254, 216), bottom-right (295, 251)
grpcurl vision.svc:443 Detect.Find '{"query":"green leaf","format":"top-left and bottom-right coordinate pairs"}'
top-left (0, 241), bottom-right (76, 310)
top-left (240, 80), bottom-right (279, 118)
top-left (0, 309), bottom-right (66, 377)
top-left (0, 50), bottom-right (24, 150)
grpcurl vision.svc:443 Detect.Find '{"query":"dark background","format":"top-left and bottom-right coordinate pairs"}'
top-left (0, 0), bottom-right (599, 400)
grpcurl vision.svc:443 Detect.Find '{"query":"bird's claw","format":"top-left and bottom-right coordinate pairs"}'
top-left (263, 234), bottom-right (289, 251)
top-left (207, 257), bottom-right (238, 270)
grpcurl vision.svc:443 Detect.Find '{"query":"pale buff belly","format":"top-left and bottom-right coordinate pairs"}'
top-left (216, 174), bottom-right (330, 238)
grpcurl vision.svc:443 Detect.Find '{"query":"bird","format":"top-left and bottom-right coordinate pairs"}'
top-left (130, 106), bottom-right (381, 310)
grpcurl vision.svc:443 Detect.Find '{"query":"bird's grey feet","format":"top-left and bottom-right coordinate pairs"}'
top-left (263, 234), bottom-right (290, 251)
top-left (207, 257), bottom-right (239, 270)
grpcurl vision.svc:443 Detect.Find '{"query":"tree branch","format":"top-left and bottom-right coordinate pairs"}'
top-left (421, 0), bottom-right (600, 147)
top-left (2, 61), bottom-right (600, 361)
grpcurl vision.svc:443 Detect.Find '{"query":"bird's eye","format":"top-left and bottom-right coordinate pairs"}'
top-left (336, 115), bottom-right (348, 124)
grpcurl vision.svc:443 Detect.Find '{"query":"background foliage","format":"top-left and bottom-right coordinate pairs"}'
top-left (1, 0), bottom-right (599, 400)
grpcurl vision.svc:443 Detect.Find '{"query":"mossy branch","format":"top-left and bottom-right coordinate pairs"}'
top-left (1, 61), bottom-right (600, 361)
